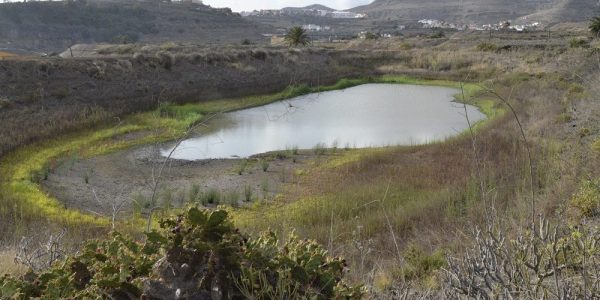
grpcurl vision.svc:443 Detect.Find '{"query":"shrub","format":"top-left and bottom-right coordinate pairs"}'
top-left (579, 127), bottom-right (591, 138)
top-left (363, 32), bottom-right (379, 40)
top-left (0, 96), bottom-right (10, 109)
top-left (261, 159), bottom-right (269, 172)
top-left (555, 113), bottom-right (572, 123)
top-left (290, 145), bottom-right (299, 155)
top-left (476, 42), bottom-right (498, 52)
top-left (50, 87), bottom-right (70, 99)
top-left (313, 143), bottom-right (327, 155)
top-left (569, 38), bottom-right (590, 48)
top-left (429, 31), bottom-right (445, 39)
top-left (112, 33), bottom-right (139, 45)
top-left (244, 185), bottom-right (253, 202)
top-left (132, 52), bottom-right (146, 63)
top-left (156, 51), bottom-right (174, 70)
top-left (0, 207), bottom-right (364, 299)
top-left (571, 179), bottom-right (600, 217)
top-left (159, 42), bottom-right (177, 51)
top-left (200, 188), bottom-right (220, 206)
top-left (250, 50), bottom-right (267, 60)
top-left (237, 159), bottom-right (248, 175)
top-left (226, 190), bottom-right (240, 208)
top-left (399, 42), bottom-right (412, 50)
top-left (188, 183), bottom-right (201, 203)
top-left (401, 245), bottom-right (446, 281)
top-left (593, 139), bottom-right (600, 153)
top-left (446, 216), bottom-right (599, 298)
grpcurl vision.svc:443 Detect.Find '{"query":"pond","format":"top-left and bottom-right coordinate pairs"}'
top-left (161, 84), bottom-right (486, 160)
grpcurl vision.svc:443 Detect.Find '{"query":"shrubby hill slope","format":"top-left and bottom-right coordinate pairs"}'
top-left (0, 0), bottom-right (272, 52)
top-left (352, 0), bottom-right (600, 24)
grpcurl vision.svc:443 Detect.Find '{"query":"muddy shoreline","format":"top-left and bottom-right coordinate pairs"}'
top-left (42, 141), bottom-right (312, 217)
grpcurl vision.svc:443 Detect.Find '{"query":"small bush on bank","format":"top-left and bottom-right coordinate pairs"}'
top-left (571, 179), bottom-right (600, 217)
top-left (569, 38), bottom-right (590, 48)
top-left (156, 51), bottom-right (174, 70)
top-left (200, 188), bottom-right (220, 206)
top-left (261, 159), bottom-right (269, 172)
top-left (555, 112), bottom-right (572, 123)
top-left (244, 185), bottom-right (253, 202)
top-left (593, 139), bottom-right (600, 153)
top-left (0, 97), bottom-right (10, 109)
top-left (476, 42), bottom-right (498, 52)
top-left (401, 245), bottom-right (446, 281)
top-left (429, 31), bottom-right (445, 39)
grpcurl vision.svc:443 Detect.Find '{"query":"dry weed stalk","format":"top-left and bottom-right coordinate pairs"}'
top-left (445, 215), bottom-right (599, 299)
top-left (484, 86), bottom-right (536, 226)
top-left (15, 229), bottom-right (66, 272)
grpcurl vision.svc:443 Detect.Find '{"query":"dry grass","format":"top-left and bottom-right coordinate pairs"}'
top-left (233, 116), bottom-right (543, 282)
top-left (0, 250), bottom-right (26, 276)
top-left (0, 51), bottom-right (18, 59)
top-left (231, 68), bottom-right (586, 285)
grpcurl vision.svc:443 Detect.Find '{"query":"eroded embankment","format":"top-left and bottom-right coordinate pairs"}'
top-left (0, 48), bottom-right (397, 157)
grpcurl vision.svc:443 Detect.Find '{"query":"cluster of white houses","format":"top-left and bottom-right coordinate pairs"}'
top-left (301, 24), bottom-right (332, 32)
top-left (241, 8), bottom-right (366, 19)
top-left (418, 19), bottom-right (541, 32)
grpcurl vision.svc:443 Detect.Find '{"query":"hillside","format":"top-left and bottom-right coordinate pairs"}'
top-left (283, 4), bottom-right (335, 11)
top-left (353, 0), bottom-right (600, 24)
top-left (519, 0), bottom-right (600, 25)
top-left (0, 0), bottom-right (272, 53)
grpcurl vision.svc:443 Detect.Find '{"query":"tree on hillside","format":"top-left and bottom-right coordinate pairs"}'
top-left (590, 16), bottom-right (600, 37)
top-left (284, 26), bottom-right (310, 47)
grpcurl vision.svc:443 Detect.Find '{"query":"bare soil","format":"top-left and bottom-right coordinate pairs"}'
top-left (41, 143), bottom-right (312, 218)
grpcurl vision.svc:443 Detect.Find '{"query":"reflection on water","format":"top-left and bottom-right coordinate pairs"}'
top-left (162, 84), bottom-right (486, 160)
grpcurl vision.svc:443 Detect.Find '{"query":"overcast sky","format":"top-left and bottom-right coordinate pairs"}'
top-left (203, 0), bottom-right (374, 12)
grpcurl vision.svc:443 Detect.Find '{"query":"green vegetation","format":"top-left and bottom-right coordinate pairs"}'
top-left (261, 159), bottom-right (270, 172)
top-left (590, 16), bottom-right (600, 37)
top-left (571, 179), bottom-right (600, 217)
top-left (429, 31), bottom-right (445, 39)
top-left (200, 188), bottom-right (221, 206)
top-left (244, 185), bottom-right (253, 202)
top-left (401, 245), bottom-right (446, 281)
top-left (284, 26), bottom-right (310, 47)
top-left (476, 42), bottom-right (498, 52)
top-left (569, 37), bottom-right (590, 48)
top-left (593, 139), bottom-right (600, 153)
top-left (0, 207), bottom-right (364, 299)
top-left (0, 75), bottom-right (498, 233)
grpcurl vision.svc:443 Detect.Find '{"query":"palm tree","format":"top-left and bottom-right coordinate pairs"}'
top-left (284, 26), bottom-right (310, 47)
top-left (590, 16), bottom-right (600, 38)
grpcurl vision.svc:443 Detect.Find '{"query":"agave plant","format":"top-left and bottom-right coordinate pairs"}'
top-left (284, 26), bottom-right (310, 47)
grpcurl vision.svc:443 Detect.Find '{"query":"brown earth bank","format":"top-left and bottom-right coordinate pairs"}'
top-left (0, 47), bottom-right (394, 158)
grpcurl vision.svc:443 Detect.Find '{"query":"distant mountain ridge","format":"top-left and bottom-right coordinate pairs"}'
top-left (280, 4), bottom-right (335, 12)
top-left (301, 4), bottom-right (336, 11)
top-left (351, 0), bottom-right (600, 24)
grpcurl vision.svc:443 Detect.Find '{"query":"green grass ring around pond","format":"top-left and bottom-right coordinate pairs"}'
top-left (0, 76), bottom-right (504, 229)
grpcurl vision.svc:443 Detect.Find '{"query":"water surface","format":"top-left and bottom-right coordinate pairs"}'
top-left (162, 84), bottom-right (486, 160)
